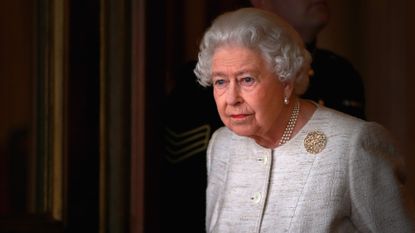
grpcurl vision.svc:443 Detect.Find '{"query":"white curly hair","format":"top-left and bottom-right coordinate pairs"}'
top-left (193, 7), bottom-right (312, 95)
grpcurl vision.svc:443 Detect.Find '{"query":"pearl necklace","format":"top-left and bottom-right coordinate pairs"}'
top-left (279, 100), bottom-right (300, 146)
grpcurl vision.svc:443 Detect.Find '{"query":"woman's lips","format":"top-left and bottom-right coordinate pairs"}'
top-left (231, 114), bottom-right (250, 119)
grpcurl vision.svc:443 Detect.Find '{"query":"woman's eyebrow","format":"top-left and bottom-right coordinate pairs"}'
top-left (211, 67), bottom-right (257, 77)
top-left (211, 71), bottom-right (226, 78)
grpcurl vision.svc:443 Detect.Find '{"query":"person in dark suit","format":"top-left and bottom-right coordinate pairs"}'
top-left (160, 61), bottom-right (222, 232)
top-left (249, 0), bottom-right (366, 119)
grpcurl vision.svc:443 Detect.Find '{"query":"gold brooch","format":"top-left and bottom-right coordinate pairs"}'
top-left (304, 131), bottom-right (327, 154)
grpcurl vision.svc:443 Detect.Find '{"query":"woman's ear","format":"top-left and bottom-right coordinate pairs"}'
top-left (283, 82), bottom-right (294, 100)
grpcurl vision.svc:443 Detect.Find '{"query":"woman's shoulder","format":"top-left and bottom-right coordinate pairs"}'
top-left (211, 126), bottom-right (249, 142)
top-left (209, 126), bottom-right (259, 153)
top-left (316, 106), bottom-right (390, 135)
top-left (210, 126), bottom-right (232, 144)
top-left (313, 105), bottom-right (399, 156)
top-left (212, 126), bottom-right (232, 137)
top-left (209, 127), bottom-right (233, 151)
top-left (305, 105), bottom-right (396, 149)
top-left (312, 105), bottom-right (366, 130)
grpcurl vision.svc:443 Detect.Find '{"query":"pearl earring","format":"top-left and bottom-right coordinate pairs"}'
top-left (284, 96), bottom-right (289, 105)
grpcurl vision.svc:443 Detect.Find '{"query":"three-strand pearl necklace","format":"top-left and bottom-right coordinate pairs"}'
top-left (278, 100), bottom-right (300, 146)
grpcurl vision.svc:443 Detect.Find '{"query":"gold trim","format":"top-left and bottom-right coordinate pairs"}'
top-left (50, 0), bottom-right (66, 221)
top-left (164, 125), bottom-right (211, 163)
top-left (36, 0), bottom-right (67, 221)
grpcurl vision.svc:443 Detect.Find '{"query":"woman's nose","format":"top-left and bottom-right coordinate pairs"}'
top-left (226, 82), bottom-right (242, 105)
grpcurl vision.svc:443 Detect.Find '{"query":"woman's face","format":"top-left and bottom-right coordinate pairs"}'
top-left (211, 45), bottom-right (290, 139)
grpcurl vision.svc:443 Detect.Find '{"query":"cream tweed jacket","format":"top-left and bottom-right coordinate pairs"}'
top-left (206, 106), bottom-right (413, 233)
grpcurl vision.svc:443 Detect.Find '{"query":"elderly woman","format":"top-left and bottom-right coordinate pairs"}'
top-left (194, 8), bottom-right (413, 233)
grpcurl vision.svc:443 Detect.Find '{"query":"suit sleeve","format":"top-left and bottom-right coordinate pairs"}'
top-left (348, 122), bottom-right (414, 232)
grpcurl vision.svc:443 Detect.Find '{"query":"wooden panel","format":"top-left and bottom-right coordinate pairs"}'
top-left (0, 0), bottom-right (67, 232)
top-left (130, 0), bottom-right (146, 232)
top-left (0, 0), bottom-right (35, 217)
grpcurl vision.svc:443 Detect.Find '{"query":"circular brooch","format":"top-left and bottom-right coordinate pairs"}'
top-left (304, 131), bottom-right (327, 154)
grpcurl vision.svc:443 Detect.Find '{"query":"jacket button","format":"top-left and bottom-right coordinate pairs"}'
top-left (257, 156), bottom-right (268, 165)
top-left (250, 192), bottom-right (261, 204)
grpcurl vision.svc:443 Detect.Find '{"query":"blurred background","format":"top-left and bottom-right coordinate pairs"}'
top-left (1, 0), bottom-right (414, 232)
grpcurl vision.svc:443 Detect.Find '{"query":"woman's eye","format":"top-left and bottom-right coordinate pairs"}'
top-left (240, 77), bottom-right (255, 86)
top-left (213, 79), bottom-right (227, 88)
